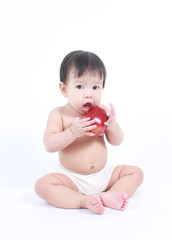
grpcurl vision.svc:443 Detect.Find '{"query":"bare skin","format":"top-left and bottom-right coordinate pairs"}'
top-left (35, 164), bottom-right (143, 214)
top-left (35, 71), bottom-right (144, 214)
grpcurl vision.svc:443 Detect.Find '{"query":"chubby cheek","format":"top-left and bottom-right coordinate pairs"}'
top-left (68, 94), bottom-right (82, 108)
top-left (68, 90), bottom-right (80, 101)
top-left (94, 93), bottom-right (102, 105)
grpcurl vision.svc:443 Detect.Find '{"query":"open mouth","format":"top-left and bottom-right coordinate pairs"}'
top-left (83, 102), bottom-right (92, 111)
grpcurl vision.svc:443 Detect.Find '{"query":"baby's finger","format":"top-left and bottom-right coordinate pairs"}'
top-left (86, 119), bottom-right (96, 125)
top-left (84, 124), bottom-right (97, 132)
top-left (104, 116), bottom-right (115, 125)
top-left (110, 103), bottom-right (116, 116)
top-left (81, 119), bottom-right (95, 127)
top-left (80, 117), bottom-right (90, 122)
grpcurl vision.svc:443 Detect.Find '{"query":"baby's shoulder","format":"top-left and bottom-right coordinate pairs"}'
top-left (48, 105), bottom-right (66, 121)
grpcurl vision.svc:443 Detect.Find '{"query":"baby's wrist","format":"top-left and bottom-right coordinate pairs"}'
top-left (69, 126), bottom-right (77, 139)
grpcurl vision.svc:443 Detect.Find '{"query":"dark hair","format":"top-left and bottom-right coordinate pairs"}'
top-left (60, 50), bottom-right (106, 88)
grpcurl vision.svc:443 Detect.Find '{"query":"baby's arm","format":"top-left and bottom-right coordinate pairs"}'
top-left (104, 104), bottom-right (124, 146)
top-left (43, 108), bottom-right (97, 152)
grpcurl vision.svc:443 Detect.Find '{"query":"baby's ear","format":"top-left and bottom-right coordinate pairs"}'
top-left (59, 82), bottom-right (67, 97)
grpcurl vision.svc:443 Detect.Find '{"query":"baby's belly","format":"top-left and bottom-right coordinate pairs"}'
top-left (59, 136), bottom-right (107, 174)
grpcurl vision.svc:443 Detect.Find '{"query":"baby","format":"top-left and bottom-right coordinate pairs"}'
top-left (35, 50), bottom-right (143, 214)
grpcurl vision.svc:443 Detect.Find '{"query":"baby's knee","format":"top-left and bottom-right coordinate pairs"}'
top-left (34, 175), bottom-right (50, 199)
top-left (134, 167), bottom-right (144, 185)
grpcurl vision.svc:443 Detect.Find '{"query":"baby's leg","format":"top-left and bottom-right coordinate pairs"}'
top-left (35, 173), bottom-right (104, 214)
top-left (100, 165), bottom-right (143, 210)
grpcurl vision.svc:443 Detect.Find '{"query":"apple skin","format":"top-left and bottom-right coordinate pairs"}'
top-left (83, 106), bottom-right (108, 136)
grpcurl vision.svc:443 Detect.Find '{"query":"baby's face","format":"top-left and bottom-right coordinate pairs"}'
top-left (64, 71), bottom-right (103, 114)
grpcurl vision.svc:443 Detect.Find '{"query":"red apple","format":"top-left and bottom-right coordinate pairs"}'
top-left (83, 106), bottom-right (108, 136)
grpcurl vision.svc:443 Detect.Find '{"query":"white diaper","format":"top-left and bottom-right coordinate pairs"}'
top-left (56, 161), bottom-right (116, 195)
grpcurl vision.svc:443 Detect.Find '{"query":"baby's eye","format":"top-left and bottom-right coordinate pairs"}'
top-left (93, 86), bottom-right (99, 90)
top-left (76, 85), bottom-right (84, 89)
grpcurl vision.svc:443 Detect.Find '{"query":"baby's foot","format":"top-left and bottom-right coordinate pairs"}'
top-left (82, 195), bottom-right (105, 214)
top-left (100, 192), bottom-right (129, 211)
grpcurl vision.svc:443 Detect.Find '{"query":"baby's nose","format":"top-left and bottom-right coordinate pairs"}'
top-left (85, 90), bottom-right (92, 98)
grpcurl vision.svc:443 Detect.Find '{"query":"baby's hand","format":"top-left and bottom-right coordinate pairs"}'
top-left (104, 103), bottom-right (117, 132)
top-left (70, 117), bottom-right (97, 138)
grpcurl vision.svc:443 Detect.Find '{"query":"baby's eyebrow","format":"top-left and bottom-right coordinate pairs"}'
top-left (92, 80), bottom-right (103, 86)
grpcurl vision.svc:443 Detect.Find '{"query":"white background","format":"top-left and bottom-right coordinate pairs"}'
top-left (0, 0), bottom-right (171, 188)
top-left (0, 1), bottom-right (172, 239)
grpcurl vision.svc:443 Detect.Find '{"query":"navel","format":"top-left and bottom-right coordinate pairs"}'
top-left (90, 165), bottom-right (95, 169)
